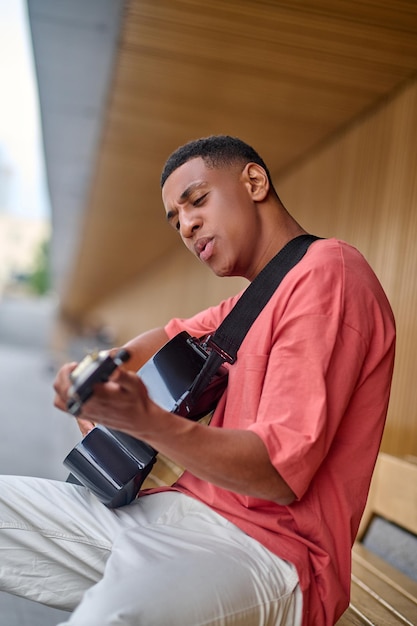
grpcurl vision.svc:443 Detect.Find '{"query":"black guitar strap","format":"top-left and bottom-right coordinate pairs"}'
top-left (188, 234), bottom-right (320, 404)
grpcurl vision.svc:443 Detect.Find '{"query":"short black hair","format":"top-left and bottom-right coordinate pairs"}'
top-left (160, 135), bottom-right (273, 188)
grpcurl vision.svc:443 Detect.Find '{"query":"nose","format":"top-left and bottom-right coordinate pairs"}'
top-left (179, 209), bottom-right (202, 239)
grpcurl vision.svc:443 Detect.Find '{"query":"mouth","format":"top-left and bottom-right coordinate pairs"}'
top-left (194, 237), bottom-right (214, 262)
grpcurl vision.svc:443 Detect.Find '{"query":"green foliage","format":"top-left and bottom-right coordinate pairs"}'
top-left (28, 238), bottom-right (51, 295)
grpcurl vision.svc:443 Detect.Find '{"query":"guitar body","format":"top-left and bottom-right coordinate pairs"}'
top-left (64, 332), bottom-right (228, 508)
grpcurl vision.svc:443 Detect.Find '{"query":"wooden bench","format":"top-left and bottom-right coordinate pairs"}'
top-left (336, 453), bottom-right (417, 625)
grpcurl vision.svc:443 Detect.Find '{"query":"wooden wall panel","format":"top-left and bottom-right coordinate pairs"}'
top-left (87, 244), bottom-right (247, 342)
top-left (57, 0), bottom-right (417, 318)
top-left (276, 79), bottom-right (417, 457)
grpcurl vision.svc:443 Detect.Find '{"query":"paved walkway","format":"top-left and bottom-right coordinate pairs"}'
top-left (0, 295), bottom-right (81, 625)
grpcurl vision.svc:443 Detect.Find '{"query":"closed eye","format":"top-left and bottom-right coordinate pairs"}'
top-left (193, 193), bottom-right (208, 206)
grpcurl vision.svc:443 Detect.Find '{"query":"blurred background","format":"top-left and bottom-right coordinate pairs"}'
top-left (0, 1), bottom-right (417, 623)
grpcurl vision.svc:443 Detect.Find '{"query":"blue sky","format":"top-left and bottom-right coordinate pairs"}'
top-left (0, 0), bottom-right (50, 219)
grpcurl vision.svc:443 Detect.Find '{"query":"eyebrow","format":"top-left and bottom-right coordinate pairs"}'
top-left (180, 181), bottom-right (205, 202)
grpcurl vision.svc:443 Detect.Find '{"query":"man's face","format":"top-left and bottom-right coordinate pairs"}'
top-left (162, 157), bottom-right (262, 279)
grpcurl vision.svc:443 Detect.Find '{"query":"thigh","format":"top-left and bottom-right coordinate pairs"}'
top-left (0, 475), bottom-right (132, 609)
top-left (60, 493), bottom-right (303, 625)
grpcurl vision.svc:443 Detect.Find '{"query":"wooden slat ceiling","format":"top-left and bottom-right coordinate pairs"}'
top-left (62, 0), bottom-right (417, 320)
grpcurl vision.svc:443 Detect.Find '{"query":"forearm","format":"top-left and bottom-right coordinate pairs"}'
top-left (139, 405), bottom-right (295, 505)
top-left (120, 327), bottom-right (169, 371)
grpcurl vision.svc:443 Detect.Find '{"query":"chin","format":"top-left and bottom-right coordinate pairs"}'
top-left (213, 266), bottom-right (235, 278)
top-left (207, 257), bottom-right (237, 278)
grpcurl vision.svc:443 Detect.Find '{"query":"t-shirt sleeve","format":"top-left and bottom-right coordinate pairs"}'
top-left (164, 292), bottom-right (243, 340)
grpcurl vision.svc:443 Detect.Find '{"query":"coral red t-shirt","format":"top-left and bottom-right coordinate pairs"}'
top-left (163, 239), bottom-right (396, 625)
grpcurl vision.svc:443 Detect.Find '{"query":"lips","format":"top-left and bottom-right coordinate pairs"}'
top-left (194, 237), bottom-right (214, 261)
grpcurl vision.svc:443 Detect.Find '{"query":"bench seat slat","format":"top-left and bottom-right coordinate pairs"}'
top-left (349, 579), bottom-right (410, 625)
top-left (351, 571), bottom-right (417, 626)
top-left (353, 543), bottom-right (417, 603)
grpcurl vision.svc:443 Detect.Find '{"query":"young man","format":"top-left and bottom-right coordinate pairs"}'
top-left (0, 136), bottom-right (395, 625)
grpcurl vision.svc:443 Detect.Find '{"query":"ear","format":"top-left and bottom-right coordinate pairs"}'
top-left (241, 163), bottom-right (269, 201)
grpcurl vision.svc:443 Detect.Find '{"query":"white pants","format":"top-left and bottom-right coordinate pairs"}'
top-left (0, 476), bottom-right (302, 625)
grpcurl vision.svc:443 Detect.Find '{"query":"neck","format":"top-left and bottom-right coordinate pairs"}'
top-left (248, 203), bottom-right (307, 281)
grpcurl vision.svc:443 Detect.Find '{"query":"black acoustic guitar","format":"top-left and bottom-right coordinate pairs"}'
top-left (63, 332), bottom-right (228, 508)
